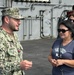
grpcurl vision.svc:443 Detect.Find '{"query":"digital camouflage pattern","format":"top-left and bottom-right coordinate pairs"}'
top-left (1, 8), bottom-right (24, 19)
top-left (0, 27), bottom-right (24, 75)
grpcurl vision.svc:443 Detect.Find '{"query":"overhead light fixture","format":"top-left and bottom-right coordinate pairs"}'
top-left (13, 0), bottom-right (51, 3)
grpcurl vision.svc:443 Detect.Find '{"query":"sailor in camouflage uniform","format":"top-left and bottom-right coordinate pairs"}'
top-left (0, 7), bottom-right (32, 75)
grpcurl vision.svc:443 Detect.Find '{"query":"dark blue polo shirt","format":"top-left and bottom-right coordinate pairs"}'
top-left (51, 38), bottom-right (74, 75)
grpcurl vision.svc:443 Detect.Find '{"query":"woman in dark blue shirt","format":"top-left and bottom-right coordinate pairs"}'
top-left (48, 20), bottom-right (74, 75)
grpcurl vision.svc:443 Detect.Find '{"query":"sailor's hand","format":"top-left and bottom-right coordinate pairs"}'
top-left (20, 60), bottom-right (32, 70)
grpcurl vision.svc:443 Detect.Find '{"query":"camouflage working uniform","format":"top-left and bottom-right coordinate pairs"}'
top-left (0, 27), bottom-right (24, 75)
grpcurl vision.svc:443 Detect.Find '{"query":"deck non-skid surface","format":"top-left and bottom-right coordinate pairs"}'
top-left (21, 38), bottom-right (55, 75)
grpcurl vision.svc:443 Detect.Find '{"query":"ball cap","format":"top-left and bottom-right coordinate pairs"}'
top-left (1, 7), bottom-right (24, 20)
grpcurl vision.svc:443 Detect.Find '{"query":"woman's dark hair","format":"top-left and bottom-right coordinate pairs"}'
top-left (58, 19), bottom-right (74, 39)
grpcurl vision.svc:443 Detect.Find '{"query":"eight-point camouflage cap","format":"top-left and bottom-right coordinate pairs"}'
top-left (1, 7), bottom-right (24, 19)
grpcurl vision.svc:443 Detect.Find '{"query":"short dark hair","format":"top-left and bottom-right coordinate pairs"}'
top-left (1, 16), bottom-right (5, 23)
top-left (67, 10), bottom-right (74, 17)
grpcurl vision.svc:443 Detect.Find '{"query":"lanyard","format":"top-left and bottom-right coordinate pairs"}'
top-left (58, 42), bottom-right (62, 59)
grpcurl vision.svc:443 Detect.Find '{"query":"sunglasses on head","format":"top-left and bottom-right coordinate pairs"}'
top-left (58, 29), bottom-right (69, 33)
